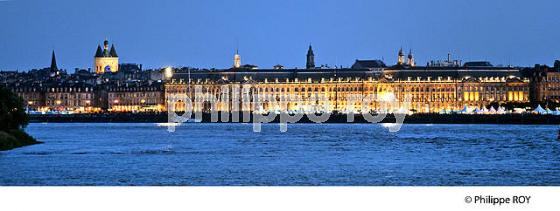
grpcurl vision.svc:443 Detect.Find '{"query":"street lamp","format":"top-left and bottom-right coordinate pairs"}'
top-left (113, 99), bottom-right (120, 112)
top-left (139, 99), bottom-right (146, 113)
top-left (26, 101), bottom-right (33, 113)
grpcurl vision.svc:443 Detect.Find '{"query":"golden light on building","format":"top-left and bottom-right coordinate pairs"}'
top-left (94, 39), bottom-right (119, 74)
top-left (106, 82), bottom-right (166, 113)
top-left (165, 63), bottom-right (531, 114)
top-left (380, 92), bottom-right (396, 102)
top-left (164, 67), bottom-right (174, 79)
top-left (233, 49), bottom-right (241, 68)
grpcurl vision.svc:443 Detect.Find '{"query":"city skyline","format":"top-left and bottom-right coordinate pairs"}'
top-left (2, 1), bottom-right (560, 209)
top-left (1, 41), bottom-right (556, 72)
top-left (1, 0), bottom-right (560, 70)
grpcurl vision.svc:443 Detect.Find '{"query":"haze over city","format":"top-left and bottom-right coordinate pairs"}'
top-left (1, 0), bottom-right (559, 70)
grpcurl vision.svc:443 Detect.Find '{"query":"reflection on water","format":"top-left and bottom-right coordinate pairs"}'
top-left (1, 123), bottom-right (560, 186)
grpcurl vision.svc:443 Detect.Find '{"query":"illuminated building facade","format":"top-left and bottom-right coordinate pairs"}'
top-left (11, 86), bottom-right (46, 111)
top-left (3, 46), bottom-right (545, 114)
top-left (108, 82), bottom-right (166, 112)
top-left (527, 63), bottom-right (560, 103)
top-left (545, 72), bottom-right (560, 103)
top-left (44, 84), bottom-right (99, 113)
top-left (166, 65), bottom-right (530, 113)
top-left (166, 48), bottom-right (529, 113)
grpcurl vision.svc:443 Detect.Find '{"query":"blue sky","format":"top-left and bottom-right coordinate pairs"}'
top-left (1, 0), bottom-right (559, 71)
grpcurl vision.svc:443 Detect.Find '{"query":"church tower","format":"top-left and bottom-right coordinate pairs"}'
top-left (397, 48), bottom-right (404, 65)
top-left (94, 39), bottom-right (119, 74)
top-left (407, 49), bottom-right (415, 67)
top-left (50, 50), bottom-right (59, 77)
top-left (233, 49), bottom-right (241, 68)
top-left (50, 50), bottom-right (58, 72)
top-left (306, 45), bottom-right (315, 69)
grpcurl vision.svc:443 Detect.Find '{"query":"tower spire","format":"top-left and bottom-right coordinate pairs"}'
top-left (233, 49), bottom-right (241, 68)
top-left (50, 50), bottom-right (58, 72)
top-left (306, 44), bottom-right (315, 69)
top-left (397, 48), bottom-right (404, 65)
top-left (407, 49), bottom-right (415, 67)
top-left (109, 44), bottom-right (118, 57)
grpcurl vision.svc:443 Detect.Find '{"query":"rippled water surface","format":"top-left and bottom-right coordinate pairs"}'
top-left (1, 123), bottom-right (560, 185)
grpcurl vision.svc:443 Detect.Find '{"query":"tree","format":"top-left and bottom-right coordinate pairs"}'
top-left (0, 86), bottom-right (29, 130)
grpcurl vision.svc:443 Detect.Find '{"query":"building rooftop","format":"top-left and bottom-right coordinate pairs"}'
top-left (351, 60), bottom-right (387, 69)
top-left (170, 66), bottom-right (524, 83)
top-left (463, 61), bottom-right (493, 68)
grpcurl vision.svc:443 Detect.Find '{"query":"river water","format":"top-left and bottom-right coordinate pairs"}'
top-left (1, 123), bottom-right (559, 185)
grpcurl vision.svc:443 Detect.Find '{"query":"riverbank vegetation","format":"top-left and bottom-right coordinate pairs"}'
top-left (0, 86), bottom-right (41, 151)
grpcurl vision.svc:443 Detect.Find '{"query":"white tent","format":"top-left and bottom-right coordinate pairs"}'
top-left (554, 108), bottom-right (560, 116)
top-left (497, 106), bottom-right (507, 114)
top-left (545, 108), bottom-right (553, 114)
top-left (481, 107), bottom-right (489, 113)
top-left (473, 107), bottom-right (482, 114)
top-left (533, 105), bottom-right (547, 114)
top-left (459, 105), bottom-right (471, 114)
top-left (396, 107), bottom-right (411, 114)
top-left (489, 106), bottom-right (497, 114)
